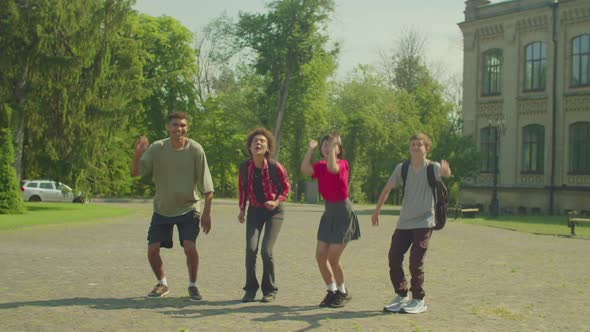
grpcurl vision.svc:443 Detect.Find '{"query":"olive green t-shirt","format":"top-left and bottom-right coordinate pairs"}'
top-left (140, 138), bottom-right (214, 217)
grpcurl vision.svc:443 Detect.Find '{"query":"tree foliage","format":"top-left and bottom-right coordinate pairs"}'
top-left (0, 105), bottom-right (25, 214)
top-left (137, 14), bottom-right (199, 141)
top-left (232, 0), bottom-right (337, 158)
top-left (0, 0), bottom-right (476, 206)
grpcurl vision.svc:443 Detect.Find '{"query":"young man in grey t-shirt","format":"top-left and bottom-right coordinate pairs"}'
top-left (372, 133), bottom-right (451, 314)
top-left (131, 112), bottom-right (214, 301)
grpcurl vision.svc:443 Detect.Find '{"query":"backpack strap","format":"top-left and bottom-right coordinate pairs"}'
top-left (426, 162), bottom-right (437, 202)
top-left (401, 160), bottom-right (410, 195)
top-left (240, 159), bottom-right (283, 201)
top-left (239, 160), bottom-right (249, 197)
top-left (267, 159), bottom-right (282, 199)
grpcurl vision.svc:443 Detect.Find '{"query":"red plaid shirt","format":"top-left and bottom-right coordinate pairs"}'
top-left (238, 159), bottom-right (290, 210)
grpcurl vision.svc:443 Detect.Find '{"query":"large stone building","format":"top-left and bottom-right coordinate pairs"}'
top-left (458, 0), bottom-right (590, 215)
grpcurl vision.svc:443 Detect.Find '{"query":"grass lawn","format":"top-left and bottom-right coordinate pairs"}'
top-left (456, 214), bottom-right (590, 238)
top-left (0, 202), bottom-right (133, 231)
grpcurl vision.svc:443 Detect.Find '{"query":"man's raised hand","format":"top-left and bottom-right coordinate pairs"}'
top-left (134, 136), bottom-right (149, 157)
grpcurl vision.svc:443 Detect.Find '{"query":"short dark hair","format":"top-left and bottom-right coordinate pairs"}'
top-left (410, 133), bottom-right (432, 151)
top-left (167, 112), bottom-right (189, 122)
top-left (246, 128), bottom-right (276, 159)
top-left (319, 133), bottom-right (343, 159)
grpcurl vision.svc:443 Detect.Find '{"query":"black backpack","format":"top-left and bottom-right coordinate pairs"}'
top-left (239, 159), bottom-right (282, 201)
top-left (401, 161), bottom-right (448, 230)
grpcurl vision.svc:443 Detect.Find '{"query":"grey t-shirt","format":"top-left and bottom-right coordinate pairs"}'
top-left (387, 160), bottom-right (441, 230)
top-left (140, 138), bottom-right (214, 217)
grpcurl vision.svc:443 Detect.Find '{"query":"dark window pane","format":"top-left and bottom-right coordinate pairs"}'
top-left (483, 49), bottom-right (503, 95)
top-left (581, 35), bottom-right (589, 53)
top-left (573, 55), bottom-right (580, 85)
top-left (582, 54), bottom-right (589, 85)
top-left (526, 45), bottom-right (533, 59)
top-left (571, 122), bottom-right (590, 173)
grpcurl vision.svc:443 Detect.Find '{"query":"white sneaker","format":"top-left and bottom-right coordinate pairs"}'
top-left (402, 298), bottom-right (427, 314)
top-left (383, 295), bottom-right (410, 312)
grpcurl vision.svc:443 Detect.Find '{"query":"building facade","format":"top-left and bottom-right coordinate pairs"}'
top-left (459, 0), bottom-right (590, 214)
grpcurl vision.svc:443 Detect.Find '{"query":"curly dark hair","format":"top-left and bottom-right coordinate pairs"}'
top-left (319, 133), bottom-right (344, 159)
top-left (245, 127), bottom-right (276, 159)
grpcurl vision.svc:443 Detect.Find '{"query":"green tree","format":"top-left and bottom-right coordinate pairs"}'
top-left (22, 0), bottom-right (143, 195)
top-left (381, 29), bottom-right (430, 94)
top-left (137, 14), bottom-right (199, 141)
top-left (192, 62), bottom-right (263, 197)
top-left (0, 0), bottom-right (54, 181)
top-left (430, 74), bottom-right (480, 205)
top-left (330, 66), bottom-right (419, 203)
top-left (275, 44), bottom-right (337, 200)
top-left (233, 0), bottom-right (337, 158)
top-left (0, 0), bottom-right (148, 196)
top-left (0, 104), bottom-right (25, 214)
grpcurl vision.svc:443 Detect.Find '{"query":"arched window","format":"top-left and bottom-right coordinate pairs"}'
top-left (481, 126), bottom-right (498, 172)
top-left (482, 49), bottom-right (503, 96)
top-left (522, 124), bottom-right (545, 173)
top-left (570, 122), bottom-right (590, 174)
top-left (571, 34), bottom-right (590, 87)
top-left (524, 42), bottom-right (547, 91)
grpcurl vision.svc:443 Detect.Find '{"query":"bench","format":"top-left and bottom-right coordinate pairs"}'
top-left (567, 211), bottom-right (590, 236)
top-left (452, 205), bottom-right (480, 219)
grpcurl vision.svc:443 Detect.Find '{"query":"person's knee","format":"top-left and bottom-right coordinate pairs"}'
top-left (182, 240), bottom-right (197, 255)
top-left (327, 254), bottom-right (341, 267)
top-left (409, 261), bottom-right (425, 274)
top-left (316, 250), bottom-right (328, 262)
top-left (389, 254), bottom-right (404, 267)
top-left (261, 247), bottom-right (273, 260)
top-left (246, 248), bottom-right (257, 258)
top-left (147, 243), bottom-right (160, 256)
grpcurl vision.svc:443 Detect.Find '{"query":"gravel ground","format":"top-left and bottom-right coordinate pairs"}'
top-left (1, 199), bottom-right (589, 332)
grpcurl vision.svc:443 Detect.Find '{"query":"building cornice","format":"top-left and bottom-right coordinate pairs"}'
top-left (560, 6), bottom-right (590, 24)
top-left (477, 23), bottom-right (505, 40)
top-left (516, 15), bottom-right (550, 32)
top-left (518, 98), bottom-right (548, 115)
top-left (564, 95), bottom-right (590, 113)
top-left (477, 100), bottom-right (504, 119)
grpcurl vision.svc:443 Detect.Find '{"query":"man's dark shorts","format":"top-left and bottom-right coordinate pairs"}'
top-left (147, 210), bottom-right (200, 248)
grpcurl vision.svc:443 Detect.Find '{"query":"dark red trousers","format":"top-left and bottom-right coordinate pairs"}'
top-left (388, 228), bottom-right (433, 299)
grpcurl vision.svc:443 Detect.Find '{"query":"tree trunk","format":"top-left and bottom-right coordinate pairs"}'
top-left (13, 111), bottom-right (25, 182)
top-left (272, 70), bottom-right (291, 160)
top-left (13, 70), bottom-right (29, 182)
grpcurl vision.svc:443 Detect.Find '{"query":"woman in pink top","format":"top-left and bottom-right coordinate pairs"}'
top-left (301, 133), bottom-right (360, 308)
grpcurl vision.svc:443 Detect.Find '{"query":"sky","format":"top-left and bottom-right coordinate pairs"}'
top-left (134, 0), bottom-right (468, 79)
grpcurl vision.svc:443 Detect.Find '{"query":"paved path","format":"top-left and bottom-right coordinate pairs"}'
top-left (1, 200), bottom-right (589, 331)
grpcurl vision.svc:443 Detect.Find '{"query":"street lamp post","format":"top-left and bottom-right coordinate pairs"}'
top-left (488, 119), bottom-right (504, 218)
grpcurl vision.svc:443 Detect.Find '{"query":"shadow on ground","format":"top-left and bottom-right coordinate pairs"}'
top-left (24, 205), bottom-right (73, 212)
top-left (0, 297), bottom-right (382, 332)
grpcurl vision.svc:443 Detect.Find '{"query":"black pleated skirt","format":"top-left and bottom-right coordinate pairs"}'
top-left (317, 198), bottom-right (361, 244)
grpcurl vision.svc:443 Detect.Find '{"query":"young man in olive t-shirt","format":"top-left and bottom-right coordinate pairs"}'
top-left (131, 112), bottom-right (214, 301)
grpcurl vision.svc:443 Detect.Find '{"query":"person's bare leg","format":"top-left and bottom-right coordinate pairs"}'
top-left (327, 243), bottom-right (347, 286)
top-left (316, 241), bottom-right (334, 284)
top-left (183, 240), bottom-right (198, 283)
top-left (147, 242), bottom-right (165, 280)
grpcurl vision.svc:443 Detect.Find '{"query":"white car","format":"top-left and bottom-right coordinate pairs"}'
top-left (21, 180), bottom-right (84, 203)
